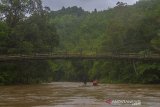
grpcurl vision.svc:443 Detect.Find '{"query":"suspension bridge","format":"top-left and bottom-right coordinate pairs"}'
top-left (0, 52), bottom-right (160, 62)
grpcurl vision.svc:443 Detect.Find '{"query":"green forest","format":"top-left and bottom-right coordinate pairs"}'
top-left (0, 0), bottom-right (160, 85)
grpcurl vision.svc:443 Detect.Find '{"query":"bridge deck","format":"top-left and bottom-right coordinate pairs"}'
top-left (0, 53), bottom-right (160, 62)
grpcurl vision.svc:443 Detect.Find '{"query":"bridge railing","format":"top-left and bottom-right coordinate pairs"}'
top-left (0, 52), bottom-right (160, 59)
top-left (95, 52), bottom-right (160, 58)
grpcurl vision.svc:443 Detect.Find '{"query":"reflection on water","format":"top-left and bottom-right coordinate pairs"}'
top-left (0, 82), bottom-right (160, 107)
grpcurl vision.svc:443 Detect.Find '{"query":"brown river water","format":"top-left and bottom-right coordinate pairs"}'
top-left (0, 82), bottom-right (160, 107)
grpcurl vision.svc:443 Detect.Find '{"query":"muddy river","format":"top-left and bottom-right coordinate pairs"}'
top-left (0, 82), bottom-right (160, 107)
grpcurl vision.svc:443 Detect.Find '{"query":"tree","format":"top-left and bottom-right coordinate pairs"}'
top-left (0, 0), bottom-right (59, 85)
top-left (116, 1), bottom-right (127, 7)
top-left (0, 0), bottom-right (43, 27)
top-left (0, 21), bottom-right (8, 54)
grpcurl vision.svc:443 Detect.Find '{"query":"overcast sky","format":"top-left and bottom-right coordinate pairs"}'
top-left (42, 0), bottom-right (139, 11)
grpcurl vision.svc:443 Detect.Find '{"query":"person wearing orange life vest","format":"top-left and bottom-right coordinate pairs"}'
top-left (93, 80), bottom-right (98, 86)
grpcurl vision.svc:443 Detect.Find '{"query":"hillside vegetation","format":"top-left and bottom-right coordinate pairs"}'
top-left (0, 0), bottom-right (160, 85)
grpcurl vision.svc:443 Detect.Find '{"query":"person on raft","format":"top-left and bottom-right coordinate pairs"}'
top-left (93, 80), bottom-right (98, 86)
top-left (82, 76), bottom-right (87, 86)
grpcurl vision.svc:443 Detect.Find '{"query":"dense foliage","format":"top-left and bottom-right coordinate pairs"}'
top-left (0, 0), bottom-right (59, 84)
top-left (0, 0), bottom-right (160, 85)
top-left (48, 0), bottom-right (160, 84)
